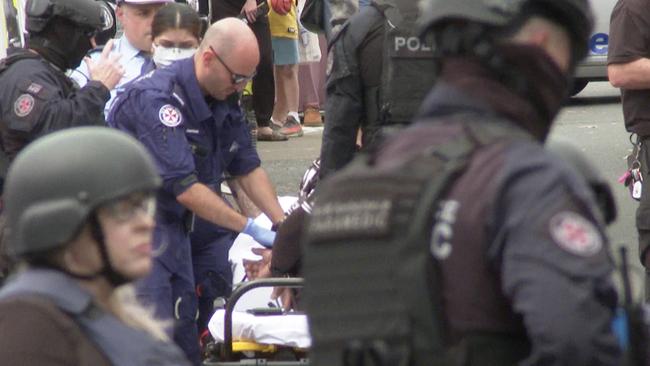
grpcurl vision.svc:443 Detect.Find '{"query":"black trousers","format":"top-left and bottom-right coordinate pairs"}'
top-left (210, 0), bottom-right (275, 127)
top-left (635, 137), bottom-right (650, 301)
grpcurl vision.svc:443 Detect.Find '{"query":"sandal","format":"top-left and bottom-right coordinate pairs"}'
top-left (257, 129), bottom-right (288, 141)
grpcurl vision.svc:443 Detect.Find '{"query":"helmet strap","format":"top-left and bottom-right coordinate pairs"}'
top-left (88, 214), bottom-right (131, 287)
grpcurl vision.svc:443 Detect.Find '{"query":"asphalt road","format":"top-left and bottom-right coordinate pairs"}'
top-left (258, 81), bottom-right (646, 300)
top-left (555, 82), bottom-right (644, 299)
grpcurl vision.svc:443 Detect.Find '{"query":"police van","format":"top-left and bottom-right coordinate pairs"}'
top-left (572, 0), bottom-right (616, 95)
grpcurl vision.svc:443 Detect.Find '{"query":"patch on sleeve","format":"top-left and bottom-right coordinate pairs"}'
top-left (549, 211), bottom-right (602, 257)
top-left (26, 82), bottom-right (43, 95)
top-left (158, 104), bottom-right (182, 127)
top-left (13, 94), bottom-right (35, 117)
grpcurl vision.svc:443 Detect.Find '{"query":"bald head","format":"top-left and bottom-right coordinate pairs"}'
top-left (194, 18), bottom-right (260, 99)
top-left (201, 18), bottom-right (260, 67)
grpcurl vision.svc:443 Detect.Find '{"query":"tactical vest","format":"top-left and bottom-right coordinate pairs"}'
top-left (370, 0), bottom-right (436, 133)
top-left (0, 269), bottom-right (190, 366)
top-left (302, 119), bottom-right (531, 366)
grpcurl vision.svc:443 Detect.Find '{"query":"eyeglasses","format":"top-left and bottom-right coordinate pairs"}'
top-left (102, 192), bottom-right (157, 223)
top-left (208, 45), bottom-right (257, 85)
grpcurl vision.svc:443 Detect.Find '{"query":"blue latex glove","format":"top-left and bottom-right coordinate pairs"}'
top-left (242, 218), bottom-right (276, 248)
top-left (611, 307), bottom-right (629, 351)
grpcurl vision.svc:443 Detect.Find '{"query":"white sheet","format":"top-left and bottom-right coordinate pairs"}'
top-left (228, 196), bottom-right (298, 311)
top-left (208, 309), bottom-right (311, 349)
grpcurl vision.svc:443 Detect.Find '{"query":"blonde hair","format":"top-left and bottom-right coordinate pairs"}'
top-left (108, 284), bottom-right (171, 342)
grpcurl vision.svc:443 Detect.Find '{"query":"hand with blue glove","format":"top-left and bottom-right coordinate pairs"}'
top-left (242, 218), bottom-right (276, 248)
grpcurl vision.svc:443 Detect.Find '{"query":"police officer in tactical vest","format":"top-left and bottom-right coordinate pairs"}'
top-left (0, 127), bottom-right (190, 365)
top-left (319, 0), bottom-right (435, 178)
top-left (302, 0), bottom-right (623, 365)
top-left (0, 0), bottom-right (123, 162)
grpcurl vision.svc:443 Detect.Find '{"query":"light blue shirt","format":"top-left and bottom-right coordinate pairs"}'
top-left (71, 35), bottom-right (148, 115)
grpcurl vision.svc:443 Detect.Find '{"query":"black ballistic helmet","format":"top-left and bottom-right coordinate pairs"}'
top-left (4, 127), bottom-right (161, 259)
top-left (418, 0), bottom-right (594, 60)
top-left (25, 0), bottom-right (108, 33)
top-left (94, 1), bottom-right (117, 46)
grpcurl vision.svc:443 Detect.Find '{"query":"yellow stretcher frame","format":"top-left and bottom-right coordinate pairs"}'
top-left (202, 278), bottom-right (308, 366)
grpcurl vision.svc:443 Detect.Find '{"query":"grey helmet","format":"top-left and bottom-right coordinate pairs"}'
top-left (418, 0), bottom-right (594, 60)
top-left (25, 0), bottom-right (108, 33)
top-left (4, 127), bottom-right (161, 259)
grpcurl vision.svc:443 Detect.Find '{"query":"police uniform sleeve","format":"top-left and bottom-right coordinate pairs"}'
top-left (4, 65), bottom-right (109, 137)
top-left (224, 104), bottom-right (261, 176)
top-left (109, 91), bottom-right (197, 196)
top-left (491, 146), bottom-right (621, 366)
top-left (320, 26), bottom-right (365, 178)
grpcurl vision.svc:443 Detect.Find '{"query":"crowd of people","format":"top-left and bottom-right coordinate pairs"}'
top-left (0, 0), bottom-right (647, 365)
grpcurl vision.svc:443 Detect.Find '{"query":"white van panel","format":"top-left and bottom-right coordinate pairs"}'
top-left (574, 0), bottom-right (616, 82)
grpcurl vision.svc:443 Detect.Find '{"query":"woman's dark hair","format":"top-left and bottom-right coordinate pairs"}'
top-left (151, 3), bottom-right (203, 41)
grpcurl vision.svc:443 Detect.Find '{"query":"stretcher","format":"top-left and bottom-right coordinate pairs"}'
top-left (202, 278), bottom-right (310, 366)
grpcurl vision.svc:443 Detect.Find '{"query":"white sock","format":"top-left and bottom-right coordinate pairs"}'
top-left (288, 111), bottom-right (300, 122)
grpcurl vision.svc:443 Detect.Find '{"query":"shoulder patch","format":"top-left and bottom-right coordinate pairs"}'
top-left (13, 94), bottom-right (35, 118)
top-left (549, 211), bottom-right (602, 257)
top-left (158, 104), bottom-right (182, 127)
top-left (26, 83), bottom-right (43, 95)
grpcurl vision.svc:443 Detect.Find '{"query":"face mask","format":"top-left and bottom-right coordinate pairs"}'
top-left (152, 45), bottom-right (197, 67)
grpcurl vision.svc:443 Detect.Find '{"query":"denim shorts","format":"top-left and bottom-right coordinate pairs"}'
top-left (272, 37), bottom-right (299, 65)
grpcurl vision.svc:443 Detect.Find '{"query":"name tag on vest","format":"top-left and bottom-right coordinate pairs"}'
top-left (309, 199), bottom-right (393, 241)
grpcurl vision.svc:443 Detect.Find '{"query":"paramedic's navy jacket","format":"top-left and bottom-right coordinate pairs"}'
top-left (107, 57), bottom-right (259, 365)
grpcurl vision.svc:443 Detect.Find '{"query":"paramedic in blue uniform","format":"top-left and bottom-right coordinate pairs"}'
top-left (107, 18), bottom-right (285, 365)
top-left (72, 0), bottom-right (173, 115)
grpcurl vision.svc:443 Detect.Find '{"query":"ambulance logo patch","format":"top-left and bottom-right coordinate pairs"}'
top-left (158, 104), bottom-right (182, 127)
top-left (549, 212), bottom-right (602, 257)
top-left (14, 94), bottom-right (35, 117)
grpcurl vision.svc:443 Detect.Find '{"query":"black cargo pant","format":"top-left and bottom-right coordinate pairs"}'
top-left (210, 0), bottom-right (275, 128)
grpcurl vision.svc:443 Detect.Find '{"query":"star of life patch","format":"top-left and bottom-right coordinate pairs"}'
top-left (158, 104), bottom-right (182, 127)
top-left (13, 94), bottom-right (35, 118)
top-left (549, 211), bottom-right (602, 257)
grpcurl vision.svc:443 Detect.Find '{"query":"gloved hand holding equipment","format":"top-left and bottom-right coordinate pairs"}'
top-left (243, 218), bottom-right (276, 248)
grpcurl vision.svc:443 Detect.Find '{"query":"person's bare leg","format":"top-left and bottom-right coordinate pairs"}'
top-left (285, 64), bottom-right (300, 118)
top-left (272, 65), bottom-right (289, 124)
